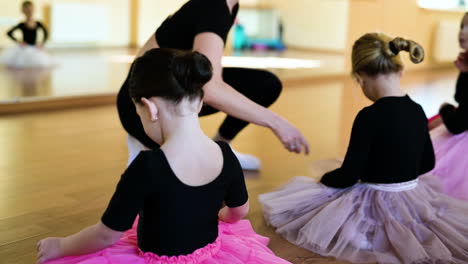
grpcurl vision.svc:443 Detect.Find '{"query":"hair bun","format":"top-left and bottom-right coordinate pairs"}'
top-left (172, 51), bottom-right (213, 95)
top-left (129, 48), bottom-right (213, 104)
top-left (187, 52), bottom-right (213, 84)
top-left (389, 37), bottom-right (425, 64)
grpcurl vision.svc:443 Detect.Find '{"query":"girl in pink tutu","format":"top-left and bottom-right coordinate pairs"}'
top-left (36, 48), bottom-right (290, 264)
top-left (430, 12), bottom-right (468, 200)
top-left (259, 33), bottom-right (468, 264)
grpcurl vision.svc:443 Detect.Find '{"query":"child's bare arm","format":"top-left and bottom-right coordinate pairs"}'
top-left (218, 200), bottom-right (250, 223)
top-left (37, 221), bottom-right (123, 264)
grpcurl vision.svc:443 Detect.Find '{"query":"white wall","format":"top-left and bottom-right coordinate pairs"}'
top-left (0, 0), bottom-right (130, 48)
top-left (268, 0), bottom-right (349, 51)
top-left (0, 0), bottom-right (350, 51)
top-left (137, 0), bottom-right (186, 46)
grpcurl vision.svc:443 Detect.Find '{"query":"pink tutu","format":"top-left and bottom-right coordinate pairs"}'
top-left (44, 220), bottom-right (291, 264)
top-left (259, 172), bottom-right (468, 264)
top-left (430, 125), bottom-right (468, 200)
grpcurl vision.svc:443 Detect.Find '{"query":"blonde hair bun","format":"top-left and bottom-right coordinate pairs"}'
top-left (389, 37), bottom-right (424, 64)
top-left (352, 33), bottom-right (425, 77)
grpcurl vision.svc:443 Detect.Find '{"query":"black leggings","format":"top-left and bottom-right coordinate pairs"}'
top-left (117, 67), bottom-right (282, 149)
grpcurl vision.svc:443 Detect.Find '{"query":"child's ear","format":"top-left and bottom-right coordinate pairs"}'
top-left (355, 74), bottom-right (364, 87)
top-left (141, 97), bottom-right (159, 122)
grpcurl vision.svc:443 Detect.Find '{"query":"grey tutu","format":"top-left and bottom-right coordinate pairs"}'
top-left (259, 167), bottom-right (468, 264)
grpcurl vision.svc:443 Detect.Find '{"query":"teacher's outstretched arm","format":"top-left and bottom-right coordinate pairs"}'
top-left (193, 33), bottom-right (310, 155)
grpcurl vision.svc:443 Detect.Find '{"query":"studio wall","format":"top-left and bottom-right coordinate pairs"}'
top-left (0, 0), bottom-right (130, 48)
top-left (346, 0), bottom-right (464, 70)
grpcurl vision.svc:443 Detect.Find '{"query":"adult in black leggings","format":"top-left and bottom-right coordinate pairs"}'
top-left (118, 68), bottom-right (282, 149)
top-left (118, 0), bottom-right (309, 170)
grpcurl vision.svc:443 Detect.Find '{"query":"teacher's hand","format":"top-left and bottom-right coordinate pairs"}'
top-left (270, 116), bottom-right (310, 155)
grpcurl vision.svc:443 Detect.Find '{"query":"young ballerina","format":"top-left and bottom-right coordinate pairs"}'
top-left (1, 1), bottom-right (53, 68)
top-left (119, 0), bottom-right (309, 169)
top-left (36, 48), bottom-right (291, 264)
top-left (437, 12), bottom-right (468, 134)
top-left (259, 33), bottom-right (468, 264)
top-left (429, 12), bottom-right (468, 200)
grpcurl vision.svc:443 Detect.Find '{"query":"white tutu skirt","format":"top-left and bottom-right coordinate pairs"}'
top-left (0, 45), bottom-right (55, 68)
top-left (259, 162), bottom-right (468, 264)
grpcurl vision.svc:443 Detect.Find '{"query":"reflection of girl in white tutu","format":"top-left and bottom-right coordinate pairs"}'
top-left (260, 33), bottom-right (468, 264)
top-left (1, 1), bottom-right (54, 68)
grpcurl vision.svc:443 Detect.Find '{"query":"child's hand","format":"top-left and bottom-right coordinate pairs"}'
top-left (454, 52), bottom-right (468, 72)
top-left (37, 237), bottom-right (62, 264)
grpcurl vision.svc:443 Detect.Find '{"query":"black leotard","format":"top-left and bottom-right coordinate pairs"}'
top-left (321, 95), bottom-right (435, 188)
top-left (7, 22), bottom-right (48, 45)
top-left (101, 141), bottom-right (248, 256)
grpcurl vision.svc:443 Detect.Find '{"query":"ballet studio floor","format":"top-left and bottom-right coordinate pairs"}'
top-left (0, 48), bottom-right (459, 263)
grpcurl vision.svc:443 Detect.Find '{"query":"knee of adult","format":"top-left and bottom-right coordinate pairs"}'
top-left (263, 71), bottom-right (283, 102)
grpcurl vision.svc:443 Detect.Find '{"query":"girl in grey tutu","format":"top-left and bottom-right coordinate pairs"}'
top-left (259, 33), bottom-right (468, 264)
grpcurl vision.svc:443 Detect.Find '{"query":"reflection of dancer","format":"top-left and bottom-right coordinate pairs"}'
top-left (118, 0), bottom-right (309, 170)
top-left (7, 1), bottom-right (48, 47)
top-left (429, 12), bottom-right (468, 200)
top-left (36, 49), bottom-right (290, 264)
top-left (5, 67), bottom-right (52, 97)
top-left (1, 1), bottom-right (53, 68)
top-left (260, 33), bottom-right (468, 263)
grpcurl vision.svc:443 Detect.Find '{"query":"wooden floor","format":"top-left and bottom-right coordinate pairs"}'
top-left (0, 59), bottom-right (459, 263)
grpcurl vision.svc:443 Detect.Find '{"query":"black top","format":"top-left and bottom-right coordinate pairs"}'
top-left (116, 0), bottom-right (239, 149)
top-left (440, 72), bottom-right (468, 134)
top-left (7, 22), bottom-right (48, 45)
top-left (155, 0), bottom-right (239, 49)
top-left (321, 95), bottom-right (435, 188)
top-left (454, 72), bottom-right (468, 104)
top-left (101, 141), bottom-right (248, 256)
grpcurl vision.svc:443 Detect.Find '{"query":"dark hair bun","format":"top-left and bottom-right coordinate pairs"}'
top-left (172, 51), bottom-right (213, 95)
top-left (189, 52), bottom-right (213, 84)
top-left (129, 48), bottom-right (213, 104)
